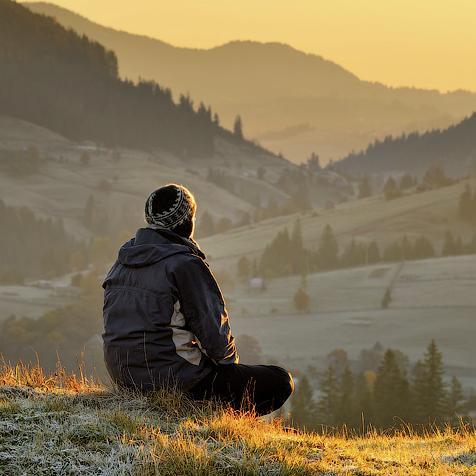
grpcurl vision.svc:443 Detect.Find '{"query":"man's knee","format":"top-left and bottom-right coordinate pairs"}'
top-left (270, 365), bottom-right (294, 400)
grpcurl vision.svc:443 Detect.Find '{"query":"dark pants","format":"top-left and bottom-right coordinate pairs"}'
top-left (188, 364), bottom-right (294, 416)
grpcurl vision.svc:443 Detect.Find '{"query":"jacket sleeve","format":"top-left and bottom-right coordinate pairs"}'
top-left (173, 256), bottom-right (239, 365)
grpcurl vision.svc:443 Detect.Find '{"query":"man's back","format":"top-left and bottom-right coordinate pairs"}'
top-left (102, 227), bottom-right (234, 391)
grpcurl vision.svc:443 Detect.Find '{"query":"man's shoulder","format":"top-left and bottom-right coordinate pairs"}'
top-left (168, 251), bottom-right (209, 273)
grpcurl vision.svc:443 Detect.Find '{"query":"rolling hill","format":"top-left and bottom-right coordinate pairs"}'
top-left (335, 112), bottom-right (476, 177)
top-left (201, 177), bottom-right (476, 271)
top-left (26, 2), bottom-right (476, 163)
top-left (1, 366), bottom-right (474, 475)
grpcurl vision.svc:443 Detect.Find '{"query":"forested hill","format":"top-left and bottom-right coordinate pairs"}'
top-left (333, 113), bottom-right (476, 177)
top-left (0, 0), bottom-right (247, 158)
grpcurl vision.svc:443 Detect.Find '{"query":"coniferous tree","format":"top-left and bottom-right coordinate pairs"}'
top-left (367, 240), bottom-right (381, 264)
top-left (83, 194), bottom-right (95, 230)
top-left (413, 235), bottom-right (436, 259)
top-left (383, 177), bottom-right (401, 200)
top-left (442, 230), bottom-right (457, 256)
top-left (335, 366), bottom-right (357, 427)
top-left (401, 235), bottom-right (414, 260)
top-left (316, 366), bottom-right (339, 427)
top-left (291, 218), bottom-right (306, 275)
top-left (412, 340), bottom-right (447, 425)
top-left (355, 371), bottom-right (376, 431)
top-left (291, 375), bottom-right (317, 430)
top-left (237, 256), bottom-right (251, 281)
top-left (458, 185), bottom-right (474, 222)
top-left (317, 224), bottom-right (339, 270)
top-left (197, 211), bottom-right (215, 238)
top-left (399, 174), bottom-right (415, 190)
top-left (373, 350), bottom-right (411, 428)
top-left (446, 376), bottom-right (465, 425)
top-left (359, 175), bottom-right (372, 198)
top-left (233, 115), bottom-right (244, 139)
top-left (423, 164), bottom-right (450, 189)
top-left (293, 288), bottom-right (310, 313)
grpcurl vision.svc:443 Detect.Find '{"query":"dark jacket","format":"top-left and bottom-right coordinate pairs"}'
top-left (102, 227), bottom-right (239, 392)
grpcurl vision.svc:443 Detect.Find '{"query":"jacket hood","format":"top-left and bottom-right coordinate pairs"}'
top-left (117, 227), bottom-right (204, 268)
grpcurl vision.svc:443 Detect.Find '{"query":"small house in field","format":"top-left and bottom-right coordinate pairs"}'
top-left (248, 277), bottom-right (266, 292)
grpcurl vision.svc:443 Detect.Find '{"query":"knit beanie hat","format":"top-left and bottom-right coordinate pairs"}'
top-left (144, 184), bottom-right (197, 235)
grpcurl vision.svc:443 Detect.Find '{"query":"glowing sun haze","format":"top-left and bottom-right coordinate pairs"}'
top-left (25, 0), bottom-right (476, 92)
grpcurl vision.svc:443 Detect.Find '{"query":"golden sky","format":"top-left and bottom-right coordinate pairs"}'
top-left (26, 0), bottom-right (476, 92)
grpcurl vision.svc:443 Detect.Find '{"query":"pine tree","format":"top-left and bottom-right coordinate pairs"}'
top-left (291, 375), bottom-right (317, 430)
top-left (442, 230), bottom-right (457, 256)
top-left (237, 256), bottom-right (251, 281)
top-left (83, 194), bottom-right (95, 229)
top-left (373, 350), bottom-right (411, 428)
top-left (401, 235), bottom-right (413, 260)
top-left (293, 288), bottom-right (310, 313)
top-left (317, 224), bottom-right (339, 270)
top-left (367, 241), bottom-right (381, 264)
top-left (291, 218), bottom-right (306, 275)
top-left (412, 340), bottom-right (447, 425)
top-left (316, 366), bottom-right (339, 427)
top-left (233, 115), bottom-right (244, 139)
top-left (458, 185), bottom-right (473, 222)
top-left (399, 174), bottom-right (415, 190)
top-left (198, 211), bottom-right (215, 238)
top-left (359, 175), bottom-right (372, 198)
top-left (335, 366), bottom-right (356, 427)
top-left (446, 376), bottom-right (464, 425)
top-left (383, 177), bottom-right (401, 200)
top-left (355, 371), bottom-right (376, 432)
top-left (413, 236), bottom-right (435, 259)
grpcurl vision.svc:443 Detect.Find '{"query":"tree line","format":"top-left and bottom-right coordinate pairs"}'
top-left (253, 220), bottom-right (476, 279)
top-left (290, 341), bottom-right (471, 433)
top-left (335, 112), bottom-right (476, 176)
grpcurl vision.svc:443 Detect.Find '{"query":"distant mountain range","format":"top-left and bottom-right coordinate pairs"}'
top-left (334, 113), bottom-right (476, 177)
top-left (26, 2), bottom-right (476, 163)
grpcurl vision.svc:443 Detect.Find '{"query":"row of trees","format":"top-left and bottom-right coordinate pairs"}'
top-left (290, 341), bottom-right (469, 432)
top-left (256, 221), bottom-right (476, 279)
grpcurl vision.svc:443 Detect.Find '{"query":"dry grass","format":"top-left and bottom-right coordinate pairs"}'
top-left (0, 362), bottom-right (475, 475)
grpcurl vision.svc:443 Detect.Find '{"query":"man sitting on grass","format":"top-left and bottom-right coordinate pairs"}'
top-left (102, 184), bottom-right (294, 415)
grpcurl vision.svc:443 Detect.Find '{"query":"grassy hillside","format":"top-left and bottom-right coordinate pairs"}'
top-left (26, 2), bottom-right (476, 163)
top-left (202, 177), bottom-right (476, 271)
top-left (0, 363), bottom-right (475, 475)
top-left (0, 115), bottom-right (295, 240)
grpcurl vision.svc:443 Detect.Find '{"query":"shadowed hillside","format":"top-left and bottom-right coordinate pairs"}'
top-left (0, 363), bottom-right (474, 475)
top-left (335, 113), bottom-right (476, 177)
top-left (26, 2), bottom-right (476, 163)
top-left (0, 0), bottom-right (259, 158)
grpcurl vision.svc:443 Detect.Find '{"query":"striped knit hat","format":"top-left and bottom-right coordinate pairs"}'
top-left (145, 184), bottom-right (196, 232)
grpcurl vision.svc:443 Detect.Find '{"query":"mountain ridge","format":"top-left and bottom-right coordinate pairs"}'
top-left (25, 2), bottom-right (476, 163)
